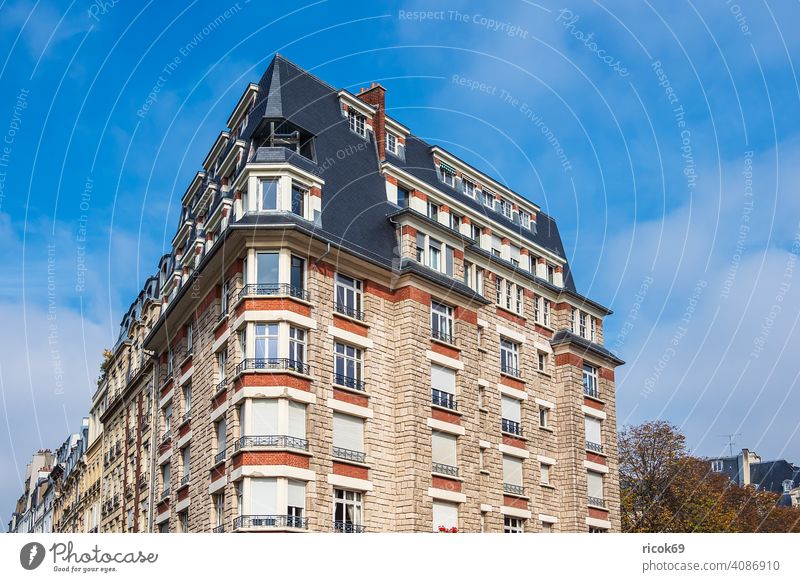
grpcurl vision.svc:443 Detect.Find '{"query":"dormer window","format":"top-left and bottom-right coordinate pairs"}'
top-left (427, 201), bottom-right (439, 221)
top-left (438, 163), bottom-right (456, 187)
top-left (482, 190), bottom-right (495, 208)
top-left (348, 110), bottom-right (366, 137)
top-left (291, 182), bottom-right (307, 217)
top-left (519, 210), bottom-right (531, 229)
top-left (463, 179), bottom-right (477, 198)
top-left (386, 132), bottom-right (398, 155)
top-left (397, 184), bottom-right (410, 208)
top-left (499, 199), bottom-right (513, 219)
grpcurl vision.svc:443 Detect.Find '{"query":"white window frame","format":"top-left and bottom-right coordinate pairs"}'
top-left (333, 488), bottom-right (364, 531)
top-left (583, 364), bottom-right (599, 397)
top-left (431, 301), bottom-right (454, 343)
top-left (334, 342), bottom-right (363, 387)
top-left (348, 109), bottom-right (366, 137)
top-left (334, 273), bottom-right (363, 318)
top-left (386, 132), bottom-right (398, 155)
top-left (504, 516), bottom-right (524, 533)
top-left (500, 339), bottom-right (520, 375)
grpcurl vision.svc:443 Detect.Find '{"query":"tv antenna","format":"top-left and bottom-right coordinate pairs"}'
top-left (719, 433), bottom-right (742, 457)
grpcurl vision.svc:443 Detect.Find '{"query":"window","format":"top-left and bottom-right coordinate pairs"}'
top-left (587, 471), bottom-right (604, 506)
top-left (583, 364), bottom-right (599, 398)
top-left (182, 385), bottom-right (192, 418)
top-left (288, 401), bottom-right (306, 440)
top-left (161, 464), bottom-right (171, 493)
top-left (503, 455), bottom-right (523, 495)
top-left (463, 179), bottom-right (477, 198)
top-left (186, 322), bottom-right (194, 353)
top-left (501, 396), bottom-right (522, 436)
top-left (579, 312), bottom-right (587, 338)
top-left (500, 339), bottom-right (520, 377)
top-left (415, 233), bottom-right (425, 262)
top-left (213, 493), bottom-right (224, 529)
top-left (259, 178), bottom-right (279, 210)
top-left (468, 222), bottom-right (482, 242)
top-left (591, 317), bottom-right (598, 342)
top-left (335, 273), bottom-right (363, 319)
top-left (516, 286), bottom-right (524, 315)
top-left (164, 404), bottom-right (172, 436)
top-left (290, 256), bottom-right (305, 294)
top-left (251, 399), bottom-right (278, 436)
top-left (166, 349), bottom-right (174, 375)
top-left (348, 109), bottom-right (366, 137)
top-left (539, 406), bottom-right (549, 429)
top-left (428, 238), bottom-right (441, 271)
top-left (250, 477), bottom-right (277, 518)
top-left (711, 460), bottom-right (724, 473)
top-left (540, 462), bottom-right (551, 485)
top-left (547, 264), bottom-right (555, 284)
top-left (432, 500), bottom-right (458, 532)
top-left (334, 489), bottom-right (364, 532)
top-left (386, 132), bottom-right (398, 155)
top-left (504, 516), bottom-right (524, 533)
top-left (463, 260), bottom-right (473, 289)
top-left (178, 511), bottom-right (188, 533)
top-left (449, 212), bottom-right (461, 232)
top-left (537, 351), bottom-right (547, 373)
top-left (181, 446), bottom-right (190, 478)
top-left (288, 327), bottom-right (306, 370)
top-left (519, 210), bottom-right (531, 229)
top-left (217, 350), bottom-right (227, 387)
top-left (332, 413), bottom-right (364, 461)
top-left (438, 164), bottom-right (455, 187)
top-left (589, 526), bottom-right (607, 533)
top-left (510, 244), bottom-right (521, 267)
top-left (215, 419), bottom-right (226, 455)
top-left (287, 480), bottom-right (306, 527)
top-left (491, 234), bottom-right (502, 257)
top-left (220, 280), bottom-right (229, 318)
top-left (427, 201), bottom-right (439, 221)
top-left (254, 323), bottom-right (279, 361)
top-left (482, 190), bottom-right (495, 208)
top-left (543, 300), bottom-right (551, 327)
top-left (585, 416), bottom-right (602, 452)
top-left (431, 301), bottom-right (454, 343)
top-left (431, 364), bottom-right (456, 410)
top-left (541, 521), bottom-right (553, 533)
top-left (432, 432), bottom-right (458, 476)
top-left (334, 342), bottom-right (363, 389)
top-left (495, 276), bottom-right (503, 305)
top-left (499, 199), bottom-right (512, 219)
top-left (255, 251), bottom-right (279, 288)
top-left (397, 184), bottom-right (410, 208)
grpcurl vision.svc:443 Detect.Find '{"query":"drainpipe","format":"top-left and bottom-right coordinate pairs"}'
top-left (146, 353), bottom-right (158, 533)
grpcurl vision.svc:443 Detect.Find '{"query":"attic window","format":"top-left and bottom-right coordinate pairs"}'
top-left (386, 132), bottom-right (398, 155)
top-left (438, 163), bottom-right (456, 187)
top-left (519, 210), bottom-right (531, 229)
top-left (348, 110), bottom-right (366, 137)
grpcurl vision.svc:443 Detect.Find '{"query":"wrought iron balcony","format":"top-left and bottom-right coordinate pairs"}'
top-left (237, 283), bottom-right (310, 303)
top-left (234, 435), bottom-right (309, 452)
top-left (431, 389), bottom-right (456, 410)
top-left (333, 373), bottom-right (365, 391)
top-left (431, 328), bottom-right (455, 345)
top-left (586, 440), bottom-right (604, 453)
top-left (161, 429), bottom-right (171, 444)
top-left (161, 487), bottom-right (170, 500)
top-left (180, 474), bottom-right (190, 487)
top-left (501, 364), bottom-right (521, 378)
top-left (432, 462), bottom-right (459, 477)
top-left (588, 496), bottom-right (605, 508)
top-left (234, 514), bottom-right (308, 530)
top-left (212, 524), bottom-right (225, 533)
top-left (584, 384), bottom-right (599, 398)
top-left (88, 526), bottom-right (98, 533)
top-left (214, 449), bottom-right (227, 464)
top-left (503, 483), bottom-right (525, 496)
top-left (334, 302), bottom-right (365, 321)
top-left (501, 418), bottom-right (523, 436)
top-left (183, 410), bottom-right (191, 423)
top-left (332, 447), bottom-right (366, 463)
top-left (213, 379), bottom-right (226, 395)
top-left (235, 358), bottom-right (310, 376)
top-left (332, 521), bottom-right (366, 533)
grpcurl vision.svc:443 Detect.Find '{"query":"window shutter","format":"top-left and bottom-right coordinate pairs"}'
top-left (585, 417), bottom-right (602, 444)
top-left (432, 500), bottom-right (458, 530)
top-left (503, 455), bottom-right (523, 486)
top-left (288, 401), bottom-right (306, 439)
top-left (250, 477), bottom-right (277, 515)
top-left (333, 413), bottom-right (364, 452)
top-left (501, 396), bottom-right (521, 423)
top-left (251, 399), bottom-right (278, 435)
top-left (587, 471), bottom-right (604, 499)
top-left (431, 364), bottom-right (456, 395)
top-left (432, 433), bottom-right (457, 466)
top-left (287, 479), bottom-right (305, 509)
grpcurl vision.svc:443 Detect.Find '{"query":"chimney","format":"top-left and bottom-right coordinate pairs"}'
top-left (357, 82), bottom-right (387, 160)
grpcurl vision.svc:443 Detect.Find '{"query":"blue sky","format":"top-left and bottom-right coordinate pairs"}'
top-left (2, 0), bottom-right (800, 525)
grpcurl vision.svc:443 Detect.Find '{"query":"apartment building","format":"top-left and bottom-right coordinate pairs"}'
top-left (51, 419), bottom-right (89, 533)
top-left (8, 450), bottom-right (53, 533)
top-left (8, 54), bottom-right (622, 533)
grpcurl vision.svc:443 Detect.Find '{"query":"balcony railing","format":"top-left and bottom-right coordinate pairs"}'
top-left (503, 483), bottom-right (525, 496)
top-left (432, 462), bottom-right (459, 477)
top-left (501, 364), bottom-right (521, 378)
top-left (234, 515), bottom-right (308, 530)
top-left (332, 521), bottom-right (366, 533)
top-left (161, 487), bottom-right (170, 500)
top-left (235, 358), bottom-right (310, 376)
top-left (334, 302), bottom-right (365, 321)
top-left (180, 474), bottom-right (190, 487)
top-left (332, 447), bottom-right (366, 463)
top-left (161, 429), bottom-right (171, 444)
top-left (333, 373), bottom-right (365, 391)
top-left (139, 476), bottom-right (147, 489)
top-left (431, 328), bottom-right (455, 345)
top-left (501, 418), bottom-right (523, 436)
top-left (234, 435), bottom-right (309, 452)
top-left (214, 450), bottom-right (227, 464)
top-left (237, 283), bottom-right (309, 303)
top-left (212, 524), bottom-right (225, 533)
top-left (88, 526), bottom-right (98, 533)
top-left (183, 410), bottom-right (191, 423)
top-left (586, 440), bottom-right (604, 454)
top-left (431, 389), bottom-right (456, 410)
top-left (213, 379), bottom-right (226, 395)
top-left (584, 384), bottom-right (599, 398)
top-left (588, 496), bottom-right (605, 508)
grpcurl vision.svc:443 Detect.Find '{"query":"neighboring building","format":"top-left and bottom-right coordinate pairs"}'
top-left (709, 449), bottom-right (800, 506)
top-left (51, 420), bottom-right (89, 533)
top-left (9, 54), bottom-right (623, 533)
top-left (8, 450), bottom-right (53, 533)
